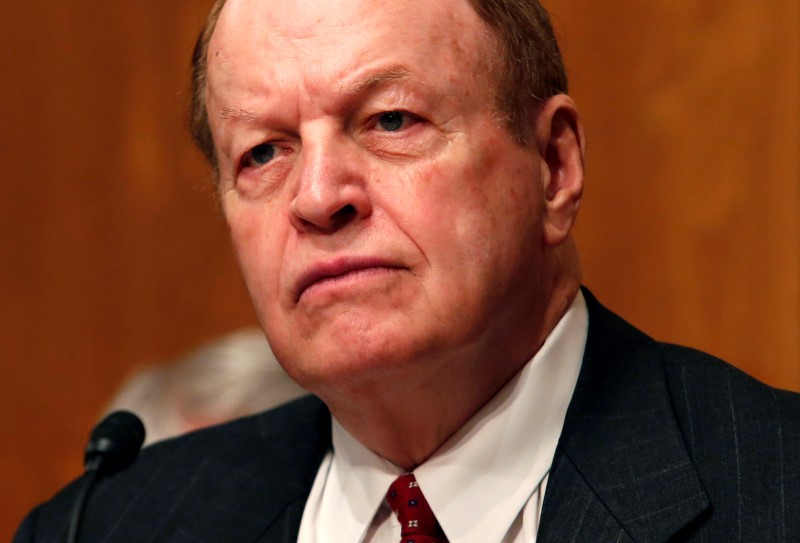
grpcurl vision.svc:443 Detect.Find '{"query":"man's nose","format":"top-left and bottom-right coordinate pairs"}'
top-left (289, 139), bottom-right (372, 234)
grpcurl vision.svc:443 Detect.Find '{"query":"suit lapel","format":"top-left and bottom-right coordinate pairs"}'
top-left (538, 452), bottom-right (635, 542)
top-left (253, 495), bottom-right (309, 543)
top-left (166, 396), bottom-right (331, 543)
top-left (539, 290), bottom-right (710, 543)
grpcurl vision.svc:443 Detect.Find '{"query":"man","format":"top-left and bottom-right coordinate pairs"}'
top-left (15, 0), bottom-right (799, 541)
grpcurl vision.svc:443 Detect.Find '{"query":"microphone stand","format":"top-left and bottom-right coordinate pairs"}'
top-left (66, 411), bottom-right (146, 543)
top-left (67, 458), bottom-right (101, 543)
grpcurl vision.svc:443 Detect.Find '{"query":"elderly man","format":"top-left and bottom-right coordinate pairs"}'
top-left (15, 0), bottom-right (799, 541)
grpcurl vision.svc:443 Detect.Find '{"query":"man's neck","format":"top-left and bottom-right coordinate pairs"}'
top-left (319, 277), bottom-right (581, 470)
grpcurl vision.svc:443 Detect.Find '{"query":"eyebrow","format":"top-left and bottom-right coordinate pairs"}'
top-left (218, 65), bottom-right (415, 124)
top-left (349, 65), bottom-right (413, 95)
top-left (219, 107), bottom-right (258, 122)
top-left (332, 64), bottom-right (413, 103)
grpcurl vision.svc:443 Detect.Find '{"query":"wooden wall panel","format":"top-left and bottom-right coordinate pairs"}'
top-left (550, 0), bottom-right (800, 390)
top-left (0, 1), bottom-right (797, 539)
top-left (0, 1), bottom-right (241, 537)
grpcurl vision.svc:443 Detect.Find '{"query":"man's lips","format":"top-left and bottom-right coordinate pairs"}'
top-left (294, 258), bottom-right (404, 301)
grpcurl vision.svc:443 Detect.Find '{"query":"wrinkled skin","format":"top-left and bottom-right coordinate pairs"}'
top-left (207, 0), bottom-right (584, 467)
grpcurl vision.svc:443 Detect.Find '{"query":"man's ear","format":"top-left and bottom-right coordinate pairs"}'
top-left (533, 95), bottom-right (585, 247)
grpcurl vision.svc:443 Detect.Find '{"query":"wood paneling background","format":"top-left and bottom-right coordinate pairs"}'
top-left (1, 1), bottom-right (797, 538)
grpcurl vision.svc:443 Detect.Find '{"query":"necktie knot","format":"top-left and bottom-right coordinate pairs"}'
top-left (386, 474), bottom-right (448, 543)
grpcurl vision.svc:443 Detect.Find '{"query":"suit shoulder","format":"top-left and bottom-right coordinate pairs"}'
top-left (659, 341), bottom-right (799, 400)
top-left (659, 342), bottom-right (800, 463)
top-left (658, 343), bottom-right (800, 535)
top-left (115, 393), bottom-right (328, 478)
top-left (16, 395), bottom-right (329, 542)
top-left (153, 392), bottom-right (328, 446)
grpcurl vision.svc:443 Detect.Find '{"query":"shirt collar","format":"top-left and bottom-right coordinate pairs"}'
top-left (330, 290), bottom-right (588, 542)
top-left (328, 419), bottom-right (403, 542)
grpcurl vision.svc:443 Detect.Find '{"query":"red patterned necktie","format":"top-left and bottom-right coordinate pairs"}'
top-left (386, 473), bottom-right (448, 543)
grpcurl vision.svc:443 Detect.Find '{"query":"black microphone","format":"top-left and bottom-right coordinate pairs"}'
top-left (67, 411), bottom-right (146, 543)
top-left (83, 410), bottom-right (146, 475)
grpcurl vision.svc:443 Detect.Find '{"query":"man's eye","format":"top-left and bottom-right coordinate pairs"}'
top-left (246, 143), bottom-right (276, 167)
top-left (377, 111), bottom-right (409, 132)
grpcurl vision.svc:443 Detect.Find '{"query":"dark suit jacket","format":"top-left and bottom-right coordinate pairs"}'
top-left (15, 291), bottom-right (800, 542)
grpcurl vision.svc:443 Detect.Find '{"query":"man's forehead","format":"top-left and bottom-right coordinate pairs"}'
top-left (213, 0), bottom-right (349, 46)
top-left (210, 0), bottom-right (487, 62)
top-left (214, 65), bottom-right (416, 124)
top-left (205, 0), bottom-right (496, 119)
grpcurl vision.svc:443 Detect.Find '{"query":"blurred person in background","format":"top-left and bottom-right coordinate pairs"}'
top-left (107, 328), bottom-right (306, 446)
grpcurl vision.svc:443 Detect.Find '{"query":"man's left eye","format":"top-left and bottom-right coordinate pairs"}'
top-left (377, 111), bottom-right (409, 132)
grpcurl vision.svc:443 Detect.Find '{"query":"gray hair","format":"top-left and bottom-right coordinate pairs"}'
top-left (106, 329), bottom-right (306, 445)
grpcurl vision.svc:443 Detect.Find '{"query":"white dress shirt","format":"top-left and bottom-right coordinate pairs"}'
top-left (298, 291), bottom-right (588, 542)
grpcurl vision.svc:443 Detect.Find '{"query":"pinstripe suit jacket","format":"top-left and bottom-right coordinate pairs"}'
top-left (15, 290), bottom-right (800, 542)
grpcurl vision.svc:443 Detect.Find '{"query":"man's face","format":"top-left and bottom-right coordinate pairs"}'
top-left (207, 0), bottom-right (551, 392)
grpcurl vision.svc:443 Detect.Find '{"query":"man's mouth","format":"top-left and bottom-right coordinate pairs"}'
top-left (294, 258), bottom-right (404, 302)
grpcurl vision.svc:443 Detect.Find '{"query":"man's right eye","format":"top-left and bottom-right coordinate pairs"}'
top-left (244, 143), bottom-right (276, 167)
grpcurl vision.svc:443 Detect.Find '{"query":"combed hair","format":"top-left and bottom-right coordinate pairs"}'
top-left (188, 0), bottom-right (568, 174)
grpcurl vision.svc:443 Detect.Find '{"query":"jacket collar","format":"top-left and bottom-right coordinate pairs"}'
top-left (166, 290), bottom-right (709, 543)
top-left (170, 395), bottom-right (331, 543)
top-left (539, 288), bottom-right (710, 542)
top-left (216, 289), bottom-right (711, 543)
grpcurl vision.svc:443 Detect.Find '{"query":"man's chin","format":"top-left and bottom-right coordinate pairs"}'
top-left (277, 331), bottom-right (440, 395)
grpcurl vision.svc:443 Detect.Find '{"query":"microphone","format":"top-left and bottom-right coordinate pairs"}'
top-left (67, 411), bottom-right (146, 543)
top-left (83, 410), bottom-right (146, 475)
